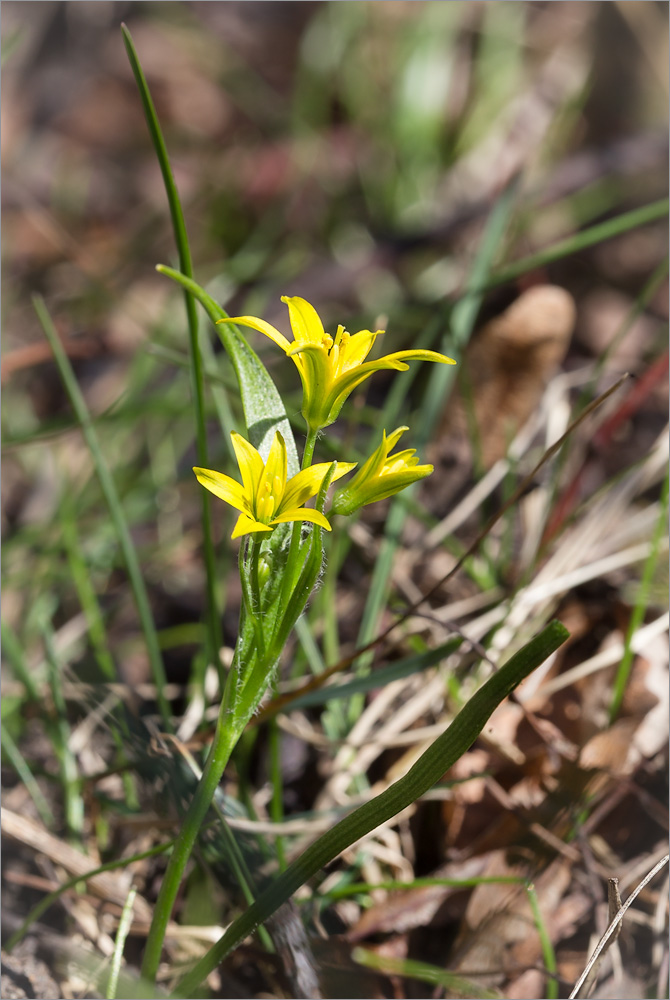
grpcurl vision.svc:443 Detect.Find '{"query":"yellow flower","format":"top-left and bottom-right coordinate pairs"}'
top-left (219, 297), bottom-right (456, 432)
top-left (331, 426), bottom-right (433, 516)
top-left (194, 431), bottom-right (355, 539)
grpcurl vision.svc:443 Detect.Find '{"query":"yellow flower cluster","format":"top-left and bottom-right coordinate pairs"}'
top-left (195, 297), bottom-right (455, 537)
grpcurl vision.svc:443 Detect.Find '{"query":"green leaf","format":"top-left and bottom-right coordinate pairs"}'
top-left (157, 266), bottom-right (299, 477)
top-left (173, 620), bottom-right (570, 996)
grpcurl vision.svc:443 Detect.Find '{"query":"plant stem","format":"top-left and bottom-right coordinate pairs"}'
top-left (249, 536), bottom-right (267, 659)
top-left (302, 427), bottom-right (319, 468)
top-left (276, 426), bottom-right (320, 618)
top-left (141, 694), bottom-right (241, 982)
top-left (240, 542), bottom-right (266, 661)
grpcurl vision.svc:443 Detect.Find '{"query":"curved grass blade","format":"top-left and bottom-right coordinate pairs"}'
top-left (121, 23), bottom-right (223, 677)
top-left (173, 620), bottom-right (569, 996)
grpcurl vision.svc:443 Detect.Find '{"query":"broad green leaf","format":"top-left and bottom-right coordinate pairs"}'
top-left (157, 266), bottom-right (299, 477)
top-left (173, 620), bottom-right (570, 996)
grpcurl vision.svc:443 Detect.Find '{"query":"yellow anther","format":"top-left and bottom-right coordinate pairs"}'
top-left (333, 325), bottom-right (347, 348)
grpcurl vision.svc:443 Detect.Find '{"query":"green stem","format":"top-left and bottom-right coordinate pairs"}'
top-left (275, 427), bottom-right (320, 612)
top-left (269, 527), bottom-right (322, 663)
top-left (140, 695), bottom-right (241, 982)
top-left (249, 536), bottom-right (267, 660)
top-left (239, 542), bottom-right (266, 662)
top-left (273, 427), bottom-right (324, 637)
top-left (302, 427), bottom-right (319, 468)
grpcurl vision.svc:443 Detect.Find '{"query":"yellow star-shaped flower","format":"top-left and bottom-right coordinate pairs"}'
top-left (332, 426), bottom-right (433, 515)
top-left (219, 297), bottom-right (456, 432)
top-left (194, 431), bottom-right (355, 539)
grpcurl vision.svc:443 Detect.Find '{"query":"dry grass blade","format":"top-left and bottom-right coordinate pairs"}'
top-left (569, 854), bottom-right (669, 999)
top-left (415, 372), bottom-right (631, 608)
top-left (1, 808), bottom-right (153, 923)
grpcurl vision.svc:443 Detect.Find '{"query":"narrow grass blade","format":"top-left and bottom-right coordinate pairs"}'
top-left (352, 948), bottom-right (502, 999)
top-left (33, 295), bottom-right (172, 725)
top-left (58, 484), bottom-right (140, 807)
top-left (490, 198), bottom-right (668, 288)
top-left (423, 174), bottom-right (522, 439)
top-left (59, 487), bottom-right (116, 681)
top-left (349, 179), bottom-right (519, 727)
top-left (1, 728), bottom-right (54, 827)
top-left (106, 885), bottom-right (137, 1000)
top-left (294, 616), bottom-right (327, 676)
top-left (173, 620), bottom-right (569, 996)
top-left (283, 636), bottom-right (462, 713)
top-left (4, 841), bottom-right (174, 953)
top-left (2, 621), bottom-right (40, 702)
top-left (609, 466), bottom-right (669, 721)
top-left (43, 626), bottom-right (84, 837)
top-left (325, 874), bottom-right (523, 899)
top-left (121, 23), bottom-right (222, 678)
top-left (526, 882), bottom-right (558, 1000)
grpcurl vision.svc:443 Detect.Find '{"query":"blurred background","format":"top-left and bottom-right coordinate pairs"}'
top-left (2, 3), bottom-right (668, 998)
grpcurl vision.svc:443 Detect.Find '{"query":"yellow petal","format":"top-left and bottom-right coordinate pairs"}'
top-left (231, 513), bottom-right (273, 540)
top-left (230, 432), bottom-right (264, 499)
top-left (385, 426), bottom-right (409, 450)
top-left (281, 461), bottom-right (355, 511)
top-left (384, 349), bottom-right (456, 366)
top-left (281, 296), bottom-right (326, 345)
top-left (218, 316), bottom-right (292, 354)
top-left (330, 461), bottom-right (358, 482)
top-left (262, 432), bottom-right (287, 497)
top-left (338, 329), bottom-right (383, 370)
top-left (193, 467), bottom-right (249, 513)
top-left (271, 508), bottom-right (332, 531)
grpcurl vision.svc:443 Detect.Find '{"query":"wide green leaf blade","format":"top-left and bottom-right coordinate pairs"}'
top-left (157, 265), bottom-right (299, 476)
top-left (173, 620), bottom-right (570, 996)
